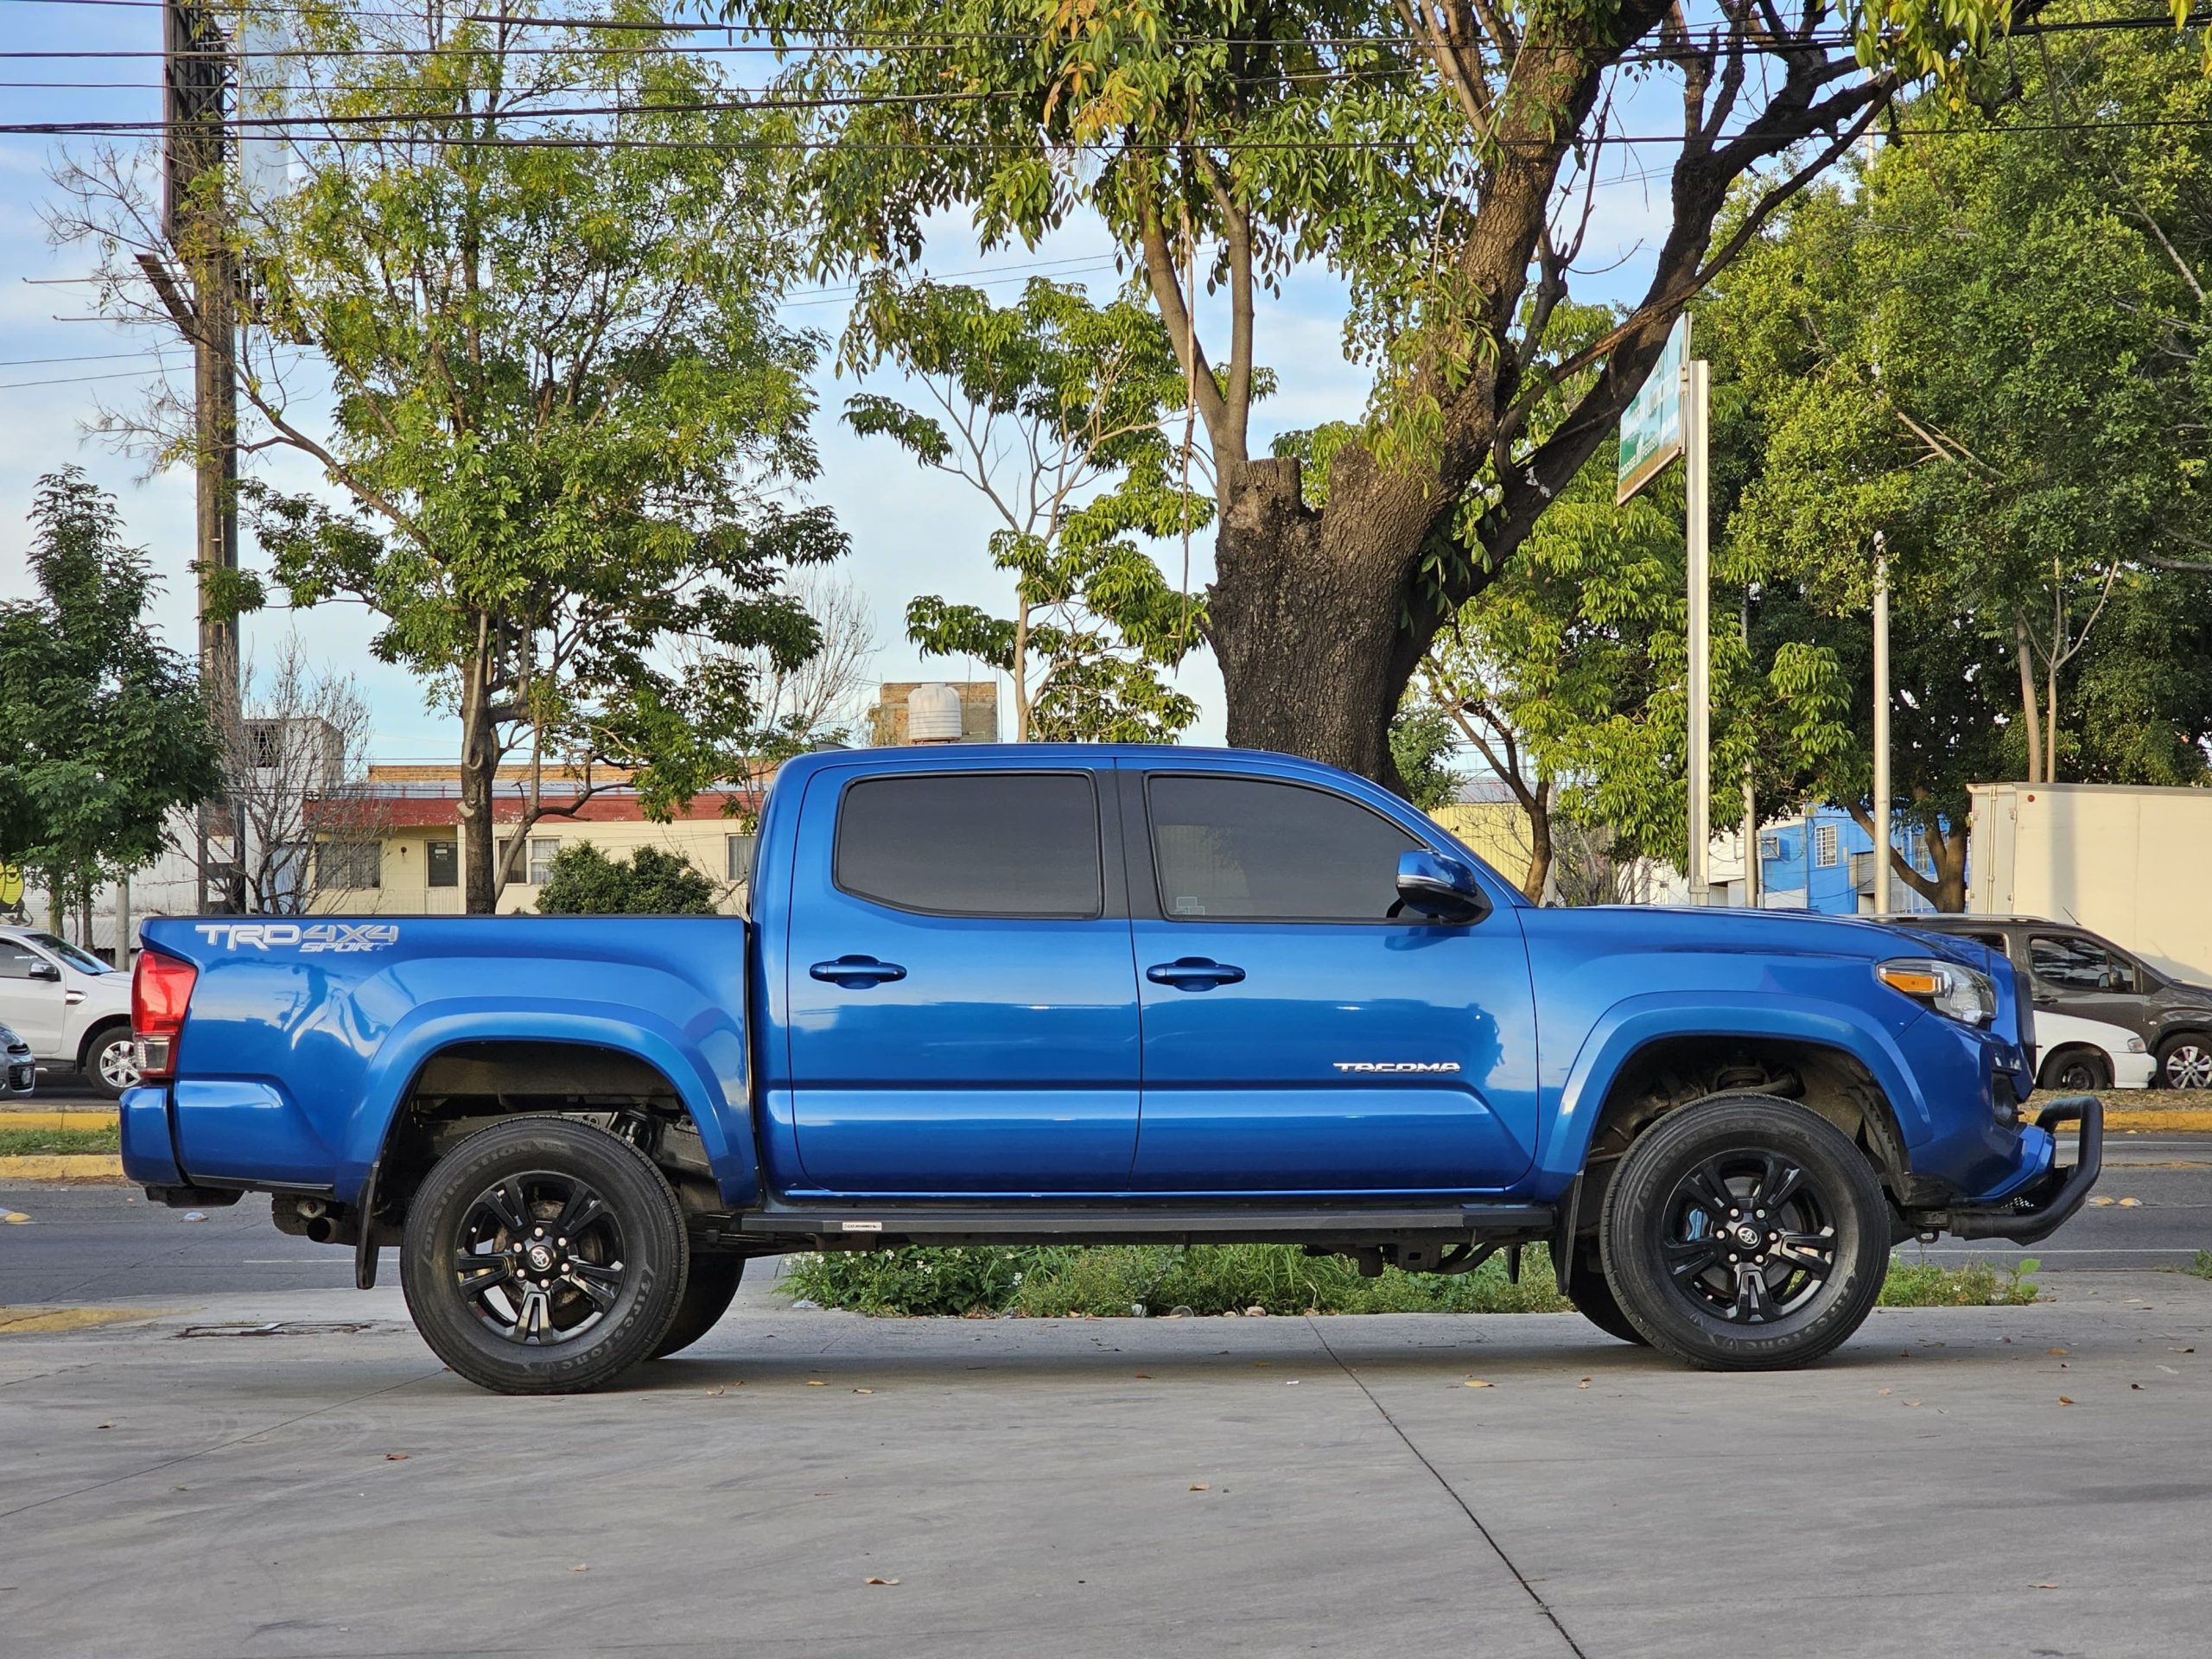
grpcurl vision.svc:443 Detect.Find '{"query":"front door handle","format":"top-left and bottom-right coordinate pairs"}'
top-left (1145, 957), bottom-right (1247, 991)
top-left (810, 955), bottom-right (908, 989)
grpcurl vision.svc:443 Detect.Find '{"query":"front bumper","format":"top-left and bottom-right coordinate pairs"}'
top-left (1936, 1096), bottom-right (2103, 1243)
top-left (3, 1052), bottom-right (32, 1096)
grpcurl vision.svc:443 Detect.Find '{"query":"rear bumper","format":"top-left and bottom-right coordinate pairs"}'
top-left (1938, 1096), bottom-right (2103, 1243)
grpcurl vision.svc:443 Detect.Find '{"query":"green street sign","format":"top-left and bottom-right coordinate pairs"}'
top-left (1618, 314), bottom-right (1690, 505)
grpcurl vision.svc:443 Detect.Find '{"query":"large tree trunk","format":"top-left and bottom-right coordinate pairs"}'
top-left (1206, 455), bottom-right (1444, 787)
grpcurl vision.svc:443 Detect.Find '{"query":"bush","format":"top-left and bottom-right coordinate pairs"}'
top-left (1878, 1255), bottom-right (2041, 1306)
top-left (781, 1243), bottom-right (1573, 1317)
top-left (534, 843), bottom-right (720, 915)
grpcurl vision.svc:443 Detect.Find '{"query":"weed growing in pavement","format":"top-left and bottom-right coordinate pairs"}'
top-left (2188, 1249), bottom-right (2212, 1281)
top-left (1878, 1255), bottom-right (2042, 1306)
top-left (0, 1123), bottom-right (120, 1158)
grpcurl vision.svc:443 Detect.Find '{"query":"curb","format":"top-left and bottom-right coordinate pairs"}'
top-left (2108, 1110), bottom-right (2212, 1134)
top-left (0, 1154), bottom-right (125, 1181)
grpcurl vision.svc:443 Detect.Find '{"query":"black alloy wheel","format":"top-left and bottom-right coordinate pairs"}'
top-left (401, 1116), bottom-right (688, 1395)
top-left (1599, 1094), bottom-right (1890, 1370)
top-left (2158, 1035), bottom-right (2212, 1092)
top-left (2038, 1049), bottom-right (2112, 1093)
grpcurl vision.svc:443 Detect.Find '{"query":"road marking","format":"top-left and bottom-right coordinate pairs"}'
top-left (0, 1306), bottom-right (172, 1335)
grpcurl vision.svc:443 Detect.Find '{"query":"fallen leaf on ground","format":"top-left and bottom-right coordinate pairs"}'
top-left (2057, 1396), bottom-right (2075, 1406)
top-left (1464, 1379), bottom-right (1494, 1389)
top-left (805, 1380), bottom-right (825, 1387)
top-left (1189, 1484), bottom-right (1210, 1491)
top-left (1578, 1377), bottom-right (1591, 1389)
top-left (2117, 1197), bottom-right (2141, 1207)
top-left (1904, 1400), bottom-right (1921, 1408)
top-left (2031, 1582), bottom-right (2060, 1591)
top-left (1878, 1388), bottom-right (1892, 1396)
top-left (853, 1388), bottom-right (874, 1395)
top-left (2131, 1382), bottom-right (2144, 1390)
top-left (569, 1564), bottom-right (588, 1573)
top-left (384, 1452), bottom-right (409, 1461)
top-left (1285, 1379), bottom-right (1300, 1386)
top-left (2089, 1197), bottom-right (2115, 1207)
top-left (865, 1577), bottom-right (899, 1586)
top-left (1132, 1373), bottom-right (1150, 1380)
top-left (2047, 1348), bottom-right (2069, 1356)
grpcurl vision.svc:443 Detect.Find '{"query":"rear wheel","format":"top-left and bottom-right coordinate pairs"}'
top-left (84, 1024), bottom-right (138, 1098)
top-left (2158, 1034), bottom-right (2212, 1091)
top-left (1563, 1239), bottom-right (1648, 1345)
top-left (1599, 1094), bottom-right (1890, 1371)
top-left (2038, 1047), bottom-right (2112, 1092)
top-left (651, 1255), bottom-right (745, 1359)
top-left (400, 1117), bottom-right (688, 1395)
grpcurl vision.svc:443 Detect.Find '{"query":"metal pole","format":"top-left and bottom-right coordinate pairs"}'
top-left (1685, 359), bottom-right (1712, 905)
top-left (1742, 587), bottom-right (1759, 910)
top-left (1871, 531), bottom-right (1891, 914)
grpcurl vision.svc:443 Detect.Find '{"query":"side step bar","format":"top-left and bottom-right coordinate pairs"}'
top-left (708, 1201), bottom-right (1554, 1249)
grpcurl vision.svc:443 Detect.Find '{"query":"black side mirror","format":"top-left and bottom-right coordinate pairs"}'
top-left (1395, 849), bottom-right (1492, 924)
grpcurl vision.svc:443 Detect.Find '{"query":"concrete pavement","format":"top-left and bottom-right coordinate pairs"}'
top-left (3, 1243), bottom-right (2211, 1656)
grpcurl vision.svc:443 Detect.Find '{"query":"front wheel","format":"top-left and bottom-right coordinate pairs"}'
top-left (2158, 1033), bottom-right (2212, 1091)
top-left (2038, 1047), bottom-right (2111, 1093)
top-left (1599, 1094), bottom-right (1891, 1371)
top-left (86, 1026), bottom-right (139, 1098)
top-left (400, 1117), bottom-right (689, 1395)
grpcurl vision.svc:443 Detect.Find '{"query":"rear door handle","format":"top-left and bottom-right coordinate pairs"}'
top-left (1145, 957), bottom-right (1247, 991)
top-left (810, 955), bottom-right (908, 988)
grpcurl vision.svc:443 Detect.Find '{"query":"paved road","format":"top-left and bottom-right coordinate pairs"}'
top-left (6, 1129), bottom-right (2202, 1307)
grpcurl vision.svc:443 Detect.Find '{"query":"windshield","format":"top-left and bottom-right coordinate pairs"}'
top-left (23, 932), bottom-right (113, 975)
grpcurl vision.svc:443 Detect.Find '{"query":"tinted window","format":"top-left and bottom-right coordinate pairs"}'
top-left (426, 840), bottom-right (459, 889)
top-left (2031, 934), bottom-right (2138, 994)
top-left (0, 943), bottom-right (51, 980)
top-left (836, 773), bottom-right (1102, 918)
top-left (1147, 776), bottom-right (1420, 922)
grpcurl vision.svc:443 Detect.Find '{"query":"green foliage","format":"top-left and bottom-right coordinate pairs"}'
top-left (231, 1), bottom-right (842, 889)
top-left (1387, 705), bottom-right (1463, 811)
top-left (2190, 1249), bottom-right (2212, 1281)
top-left (0, 470), bottom-right (220, 895)
top-left (782, 1243), bottom-right (1573, 1316)
top-left (533, 843), bottom-right (721, 915)
top-left (842, 276), bottom-right (1207, 741)
top-left (1878, 1255), bottom-right (2041, 1307)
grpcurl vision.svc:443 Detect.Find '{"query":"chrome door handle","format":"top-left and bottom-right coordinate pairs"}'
top-left (1145, 957), bottom-right (1247, 990)
top-left (810, 955), bottom-right (908, 988)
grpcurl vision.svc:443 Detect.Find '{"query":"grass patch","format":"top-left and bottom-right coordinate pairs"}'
top-left (783, 1243), bottom-right (1573, 1317)
top-left (0, 1123), bottom-right (121, 1158)
top-left (785, 1243), bottom-right (2050, 1317)
top-left (1878, 1255), bottom-right (2040, 1306)
top-left (2189, 1249), bottom-right (2212, 1281)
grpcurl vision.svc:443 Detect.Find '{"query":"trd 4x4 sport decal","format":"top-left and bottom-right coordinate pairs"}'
top-left (194, 922), bottom-right (401, 954)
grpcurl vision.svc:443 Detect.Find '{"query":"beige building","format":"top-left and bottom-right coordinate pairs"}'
top-left (314, 764), bottom-right (763, 916)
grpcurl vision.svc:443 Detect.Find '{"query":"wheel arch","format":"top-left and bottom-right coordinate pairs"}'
top-left (2037, 1042), bottom-right (2112, 1090)
top-left (76, 1013), bottom-right (132, 1072)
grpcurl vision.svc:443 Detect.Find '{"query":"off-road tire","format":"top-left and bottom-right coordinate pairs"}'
top-left (1564, 1239), bottom-right (1648, 1345)
top-left (401, 1116), bottom-right (689, 1395)
top-left (651, 1255), bottom-right (745, 1359)
top-left (1599, 1093), bottom-right (1890, 1371)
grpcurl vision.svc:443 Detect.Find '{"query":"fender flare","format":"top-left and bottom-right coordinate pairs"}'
top-left (335, 998), bottom-right (758, 1210)
top-left (1538, 991), bottom-right (1931, 1185)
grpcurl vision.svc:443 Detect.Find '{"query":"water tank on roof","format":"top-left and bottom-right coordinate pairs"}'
top-left (906, 682), bottom-right (963, 744)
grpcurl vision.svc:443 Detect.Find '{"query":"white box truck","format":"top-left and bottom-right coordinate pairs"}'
top-left (1967, 783), bottom-right (2212, 983)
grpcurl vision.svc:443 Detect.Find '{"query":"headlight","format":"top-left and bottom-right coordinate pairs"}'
top-left (1876, 957), bottom-right (1997, 1027)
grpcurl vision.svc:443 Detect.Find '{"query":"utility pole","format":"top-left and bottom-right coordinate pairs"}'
top-left (1872, 529), bottom-right (1892, 915)
top-left (143, 0), bottom-right (241, 913)
top-left (1742, 585), bottom-right (1760, 910)
top-left (1684, 358), bottom-right (1713, 905)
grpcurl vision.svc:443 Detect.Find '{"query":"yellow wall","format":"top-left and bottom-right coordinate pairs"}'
top-left (1427, 802), bottom-right (1535, 893)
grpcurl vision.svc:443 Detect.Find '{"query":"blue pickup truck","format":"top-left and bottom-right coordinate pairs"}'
top-left (120, 745), bottom-right (2100, 1394)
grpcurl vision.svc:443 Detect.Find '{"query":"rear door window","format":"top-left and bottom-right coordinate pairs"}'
top-left (2030, 934), bottom-right (2139, 994)
top-left (836, 772), bottom-right (1103, 918)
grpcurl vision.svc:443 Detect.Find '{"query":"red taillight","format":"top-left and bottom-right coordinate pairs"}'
top-left (131, 950), bottom-right (197, 1082)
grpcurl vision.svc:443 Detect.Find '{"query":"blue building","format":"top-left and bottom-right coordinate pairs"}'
top-left (1731, 805), bottom-right (1939, 916)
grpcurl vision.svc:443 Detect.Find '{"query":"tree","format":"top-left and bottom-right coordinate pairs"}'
top-left (534, 844), bottom-right (721, 916)
top-left (842, 276), bottom-right (1208, 741)
top-left (751, 0), bottom-right (2023, 786)
top-left (184, 633), bottom-right (390, 916)
top-left (1704, 21), bottom-right (2212, 905)
top-left (54, 0), bottom-right (844, 913)
top-left (728, 569), bottom-right (881, 759)
top-left (0, 470), bottom-right (221, 936)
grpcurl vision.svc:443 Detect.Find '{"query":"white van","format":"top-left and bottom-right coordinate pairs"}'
top-left (0, 927), bottom-right (137, 1097)
top-left (2035, 1008), bottom-right (2157, 1092)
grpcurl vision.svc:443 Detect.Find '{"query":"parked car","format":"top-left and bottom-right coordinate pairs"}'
top-left (0, 925), bottom-right (137, 1097)
top-left (120, 746), bottom-right (2101, 1394)
top-left (2, 1020), bottom-right (34, 1097)
top-left (1882, 914), bottom-right (2212, 1090)
top-left (2031, 1009), bottom-right (2155, 1092)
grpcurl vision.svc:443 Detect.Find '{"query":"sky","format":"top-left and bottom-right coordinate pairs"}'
top-left (0, 0), bottom-right (1704, 764)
